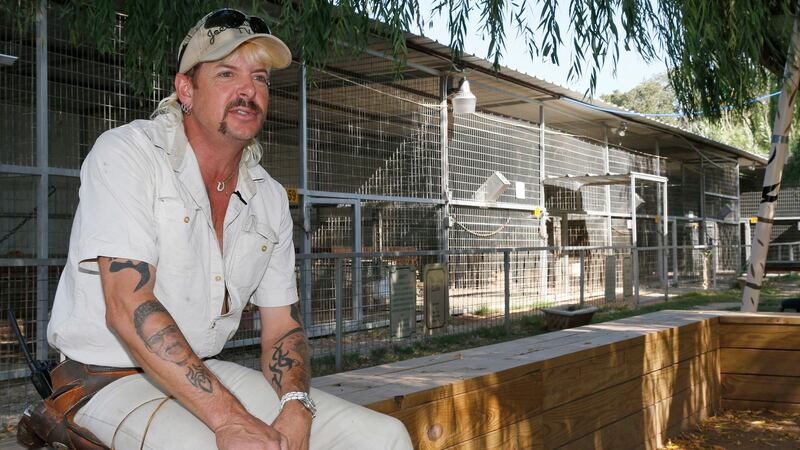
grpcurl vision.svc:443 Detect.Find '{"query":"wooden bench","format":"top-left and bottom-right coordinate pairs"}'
top-left (313, 310), bottom-right (800, 449)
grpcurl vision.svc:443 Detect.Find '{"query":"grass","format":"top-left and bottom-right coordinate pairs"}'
top-left (311, 275), bottom-right (799, 377)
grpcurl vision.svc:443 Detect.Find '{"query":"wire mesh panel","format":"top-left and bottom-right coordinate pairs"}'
top-left (0, 174), bottom-right (38, 258)
top-left (306, 64), bottom-right (441, 199)
top-left (448, 206), bottom-right (545, 249)
top-left (260, 62), bottom-right (301, 187)
top-left (361, 202), bottom-right (441, 252)
top-left (1, 17), bottom-right (36, 167)
top-left (449, 113), bottom-right (541, 205)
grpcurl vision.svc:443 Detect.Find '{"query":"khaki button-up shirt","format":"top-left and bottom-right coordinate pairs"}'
top-left (48, 114), bottom-right (298, 367)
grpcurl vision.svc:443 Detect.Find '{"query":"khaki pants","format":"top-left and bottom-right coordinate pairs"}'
top-left (74, 359), bottom-right (413, 450)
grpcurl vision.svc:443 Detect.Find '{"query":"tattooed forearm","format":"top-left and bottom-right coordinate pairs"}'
top-left (133, 300), bottom-right (192, 366)
top-left (186, 363), bottom-right (213, 393)
top-left (290, 303), bottom-right (303, 327)
top-left (268, 342), bottom-right (295, 390)
top-left (109, 258), bottom-right (151, 292)
top-left (267, 326), bottom-right (310, 393)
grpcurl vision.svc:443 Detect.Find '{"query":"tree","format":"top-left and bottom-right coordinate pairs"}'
top-left (601, 73), bottom-right (774, 156)
top-left (5, 0), bottom-right (798, 311)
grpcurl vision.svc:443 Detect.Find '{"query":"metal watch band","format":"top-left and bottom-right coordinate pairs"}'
top-left (279, 391), bottom-right (317, 418)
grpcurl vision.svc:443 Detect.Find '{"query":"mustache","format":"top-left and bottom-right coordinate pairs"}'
top-left (224, 98), bottom-right (263, 115)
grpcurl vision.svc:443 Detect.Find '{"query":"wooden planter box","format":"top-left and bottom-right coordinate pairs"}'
top-left (542, 305), bottom-right (598, 331)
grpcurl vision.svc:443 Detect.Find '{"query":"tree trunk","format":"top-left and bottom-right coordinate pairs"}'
top-left (741, 16), bottom-right (800, 312)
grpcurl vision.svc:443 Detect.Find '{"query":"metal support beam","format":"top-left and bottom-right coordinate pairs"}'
top-left (538, 104), bottom-right (548, 302)
top-left (630, 175), bottom-right (640, 306)
top-left (352, 201), bottom-right (363, 325)
top-left (35, 0), bottom-right (49, 361)
top-left (298, 63), bottom-right (313, 329)
top-left (440, 75), bottom-right (450, 263)
top-left (603, 127), bottom-right (612, 248)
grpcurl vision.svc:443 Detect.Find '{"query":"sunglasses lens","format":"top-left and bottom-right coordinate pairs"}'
top-left (248, 17), bottom-right (271, 34)
top-left (204, 9), bottom-right (246, 29)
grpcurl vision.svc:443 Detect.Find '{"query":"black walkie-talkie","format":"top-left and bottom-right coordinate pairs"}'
top-left (6, 308), bottom-right (52, 399)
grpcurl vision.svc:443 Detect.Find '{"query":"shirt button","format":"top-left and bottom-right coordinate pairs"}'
top-left (261, 245), bottom-right (268, 252)
top-left (214, 275), bottom-right (222, 282)
top-left (183, 216), bottom-right (190, 223)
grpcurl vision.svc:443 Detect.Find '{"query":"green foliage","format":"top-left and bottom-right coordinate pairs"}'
top-left (602, 73), bottom-right (774, 155)
top-left (4, 0), bottom-right (800, 123)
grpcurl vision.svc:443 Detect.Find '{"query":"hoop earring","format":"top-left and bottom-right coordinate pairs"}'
top-left (180, 102), bottom-right (192, 115)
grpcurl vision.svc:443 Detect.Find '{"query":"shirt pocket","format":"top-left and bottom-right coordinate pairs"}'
top-left (228, 216), bottom-right (277, 300)
top-left (155, 197), bottom-right (201, 272)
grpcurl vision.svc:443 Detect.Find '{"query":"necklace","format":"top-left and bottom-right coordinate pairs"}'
top-left (215, 170), bottom-right (236, 192)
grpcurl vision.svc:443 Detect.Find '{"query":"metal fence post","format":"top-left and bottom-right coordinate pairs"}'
top-left (503, 250), bottom-right (510, 332)
top-left (335, 258), bottom-right (343, 372)
top-left (712, 242), bottom-right (718, 288)
top-left (579, 250), bottom-right (585, 308)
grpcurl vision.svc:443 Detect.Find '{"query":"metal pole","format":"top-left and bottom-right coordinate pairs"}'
top-left (603, 128), bottom-right (612, 248)
top-left (655, 141), bottom-right (667, 300)
top-left (631, 176), bottom-right (640, 306)
top-left (440, 76), bottom-right (450, 264)
top-left (538, 105), bottom-right (548, 303)
top-left (298, 63), bottom-right (313, 329)
top-left (672, 218), bottom-right (679, 286)
top-left (579, 250), bottom-right (585, 308)
top-left (503, 250), bottom-right (510, 332)
top-left (743, 16), bottom-right (800, 311)
top-left (352, 201), bottom-right (363, 325)
top-left (35, 0), bottom-right (50, 361)
top-left (662, 176), bottom-right (669, 300)
top-left (335, 258), bottom-right (343, 372)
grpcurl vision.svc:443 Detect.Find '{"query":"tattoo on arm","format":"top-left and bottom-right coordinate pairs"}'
top-left (267, 326), bottom-right (310, 393)
top-left (133, 300), bottom-right (211, 393)
top-left (185, 363), bottom-right (213, 393)
top-left (109, 258), bottom-right (151, 292)
top-left (290, 303), bottom-right (303, 327)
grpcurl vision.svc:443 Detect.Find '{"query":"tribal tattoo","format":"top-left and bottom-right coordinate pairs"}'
top-left (109, 259), bottom-right (151, 292)
top-left (267, 326), bottom-right (310, 393)
top-left (268, 342), bottom-right (295, 390)
top-left (186, 363), bottom-right (213, 393)
top-left (290, 303), bottom-right (303, 326)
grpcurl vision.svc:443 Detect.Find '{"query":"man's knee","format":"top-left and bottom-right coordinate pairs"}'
top-left (377, 414), bottom-right (413, 450)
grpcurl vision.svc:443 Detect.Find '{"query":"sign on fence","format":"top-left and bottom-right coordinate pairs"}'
top-left (605, 255), bottom-right (616, 302)
top-left (390, 265), bottom-right (416, 338)
top-left (423, 264), bottom-right (448, 329)
top-left (623, 256), bottom-right (633, 297)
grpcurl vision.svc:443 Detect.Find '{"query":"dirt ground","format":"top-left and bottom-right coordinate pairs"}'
top-left (663, 409), bottom-right (800, 450)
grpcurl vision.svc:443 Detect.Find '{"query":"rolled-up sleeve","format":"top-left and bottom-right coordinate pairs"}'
top-left (75, 131), bottom-right (158, 269)
top-left (251, 185), bottom-right (298, 307)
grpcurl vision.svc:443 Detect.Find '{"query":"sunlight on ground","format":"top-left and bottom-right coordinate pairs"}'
top-left (662, 409), bottom-right (800, 449)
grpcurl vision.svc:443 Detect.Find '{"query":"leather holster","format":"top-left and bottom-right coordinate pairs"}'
top-left (17, 359), bottom-right (141, 450)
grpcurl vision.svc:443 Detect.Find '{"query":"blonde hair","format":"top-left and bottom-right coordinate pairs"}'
top-left (152, 41), bottom-right (274, 168)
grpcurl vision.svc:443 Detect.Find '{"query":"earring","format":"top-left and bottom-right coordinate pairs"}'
top-left (180, 102), bottom-right (192, 115)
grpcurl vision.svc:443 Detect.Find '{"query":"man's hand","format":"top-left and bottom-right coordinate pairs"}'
top-left (215, 413), bottom-right (288, 450)
top-left (271, 402), bottom-right (312, 450)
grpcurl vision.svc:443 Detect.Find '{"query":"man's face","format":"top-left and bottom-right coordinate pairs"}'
top-left (140, 312), bottom-right (192, 365)
top-left (180, 49), bottom-right (270, 144)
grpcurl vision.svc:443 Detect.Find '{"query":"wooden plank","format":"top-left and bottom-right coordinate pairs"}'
top-left (560, 386), bottom-right (716, 450)
top-left (722, 373), bottom-right (800, 403)
top-left (455, 353), bottom-right (718, 450)
top-left (541, 320), bottom-right (717, 410)
top-left (720, 323), bottom-right (800, 350)
top-left (443, 415), bottom-right (543, 450)
top-left (722, 398), bottom-right (800, 413)
top-left (721, 348), bottom-right (800, 377)
top-left (718, 312), bottom-right (800, 326)
top-left (540, 352), bottom-right (717, 449)
top-left (387, 368), bottom-right (543, 450)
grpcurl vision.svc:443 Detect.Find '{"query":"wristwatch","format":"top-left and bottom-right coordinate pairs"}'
top-left (279, 391), bottom-right (317, 418)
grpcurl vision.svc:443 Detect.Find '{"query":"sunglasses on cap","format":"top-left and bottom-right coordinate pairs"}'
top-left (177, 9), bottom-right (272, 70)
top-left (204, 9), bottom-right (271, 34)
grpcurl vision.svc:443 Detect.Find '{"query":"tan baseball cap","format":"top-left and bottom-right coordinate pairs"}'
top-left (177, 9), bottom-right (292, 73)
